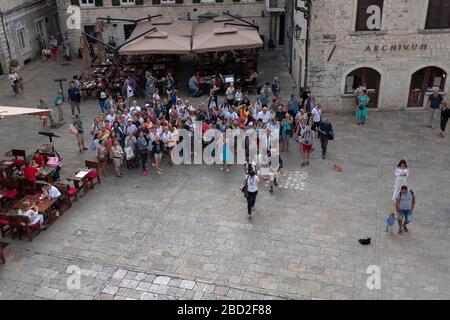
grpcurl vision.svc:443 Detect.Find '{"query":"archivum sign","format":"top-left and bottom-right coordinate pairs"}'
top-left (365, 43), bottom-right (428, 52)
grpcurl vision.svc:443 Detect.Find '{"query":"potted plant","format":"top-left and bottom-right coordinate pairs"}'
top-left (9, 59), bottom-right (19, 68)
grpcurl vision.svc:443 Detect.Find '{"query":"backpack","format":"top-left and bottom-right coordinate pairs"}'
top-left (90, 139), bottom-right (98, 151)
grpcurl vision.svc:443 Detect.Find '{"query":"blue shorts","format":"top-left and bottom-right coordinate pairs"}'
top-left (398, 209), bottom-right (412, 222)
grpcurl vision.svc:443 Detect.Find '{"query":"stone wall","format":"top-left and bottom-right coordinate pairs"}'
top-left (308, 0), bottom-right (450, 111)
top-left (57, 0), bottom-right (271, 55)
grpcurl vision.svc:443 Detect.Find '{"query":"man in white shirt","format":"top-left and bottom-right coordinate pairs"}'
top-left (106, 109), bottom-right (116, 124)
top-left (257, 107), bottom-right (272, 127)
top-left (43, 183), bottom-right (62, 217)
top-left (124, 119), bottom-right (138, 135)
top-left (311, 103), bottom-right (322, 131)
top-left (226, 83), bottom-right (235, 106)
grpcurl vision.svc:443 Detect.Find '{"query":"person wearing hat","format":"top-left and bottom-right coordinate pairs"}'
top-left (124, 118), bottom-right (138, 135)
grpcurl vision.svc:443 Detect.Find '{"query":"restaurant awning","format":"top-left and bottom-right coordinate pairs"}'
top-left (192, 17), bottom-right (263, 53)
top-left (0, 106), bottom-right (51, 118)
top-left (192, 25), bottom-right (263, 53)
top-left (119, 18), bottom-right (193, 55)
top-left (119, 29), bottom-right (191, 55)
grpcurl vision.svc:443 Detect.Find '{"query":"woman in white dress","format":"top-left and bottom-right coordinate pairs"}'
top-left (392, 159), bottom-right (409, 202)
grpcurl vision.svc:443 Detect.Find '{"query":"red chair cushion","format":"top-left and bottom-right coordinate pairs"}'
top-left (0, 219), bottom-right (9, 225)
top-left (30, 222), bottom-right (41, 229)
top-left (68, 188), bottom-right (78, 196)
top-left (12, 159), bottom-right (25, 166)
top-left (1, 190), bottom-right (18, 199)
top-left (87, 171), bottom-right (98, 179)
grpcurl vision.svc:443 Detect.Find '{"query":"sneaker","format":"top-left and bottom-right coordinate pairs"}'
top-left (301, 163), bottom-right (307, 167)
top-left (226, 168), bottom-right (230, 173)
top-left (306, 161), bottom-right (310, 165)
top-left (83, 147), bottom-right (88, 151)
top-left (220, 167), bottom-right (225, 171)
top-left (269, 186), bottom-right (273, 193)
top-left (55, 211), bottom-right (60, 217)
top-left (398, 229), bottom-right (403, 234)
top-left (274, 179), bottom-right (278, 187)
top-left (247, 214), bottom-right (252, 220)
top-left (322, 155), bottom-right (326, 159)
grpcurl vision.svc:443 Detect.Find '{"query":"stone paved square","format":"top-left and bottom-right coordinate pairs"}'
top-left (0, 49), bottom-right (449, 301)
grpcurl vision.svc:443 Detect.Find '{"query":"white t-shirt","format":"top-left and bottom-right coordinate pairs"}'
top-left (247, 175), bottom-right (259, 192)
top-left (312, 107), bottom-right (321, 123)
top-left (127, 85), bottom-right (134, 99)
top-left (45, 186), bottom-right (61, 199)
top-left (257, 111), bottom-right (271, 124)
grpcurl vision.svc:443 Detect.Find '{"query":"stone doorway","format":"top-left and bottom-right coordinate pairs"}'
top-left (408, 66), bottom-right (447, 108)
top-left (345, 67), bottom-right (381, 108)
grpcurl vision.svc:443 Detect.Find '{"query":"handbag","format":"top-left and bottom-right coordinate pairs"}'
top-left (327, 129), bottom-right (335, 141)
top-left (241, 177), bottom-right (249, 198)
top-left (124, 146), bottom-right (135, 160)
top-left (69, 124), bottom-right (78, 135)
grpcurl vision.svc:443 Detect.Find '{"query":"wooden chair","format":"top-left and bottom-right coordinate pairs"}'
top-left (0, 178), bottom-right (21, 207)
top-left (0, 245), bottom-right (5, 264)
top-left (54, 183), bottom-right (73, 212)
top-left (11, 149), bottom-right (26, 171)
top-left (62, 181), bottom-right (79, 205)
top-left (13, 215), bottom-right (40, 242)
top-left (0, 212), bottom-right (12, 238)
top-left (20, 179), bottom-right (36, 196)
top-left (85, 160), bottom-right (101, 187)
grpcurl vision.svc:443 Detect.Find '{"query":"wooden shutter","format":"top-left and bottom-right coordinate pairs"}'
top-left (95, 0), bottom-right (104, 6)
top-left (152, 0), bottom-right (161, 4)
top-left (71, 0), bottom-right (80, 5)
top-left (426, 0), bottom-right (450, 29)
top-left (175, 0), bottom-right (184, 4)
top-left (135, 0), bottom-right (144, 5)
top-left (355, 0), bottom-right (383, 31)
top-left (112, 0), bottom-right (121, 6)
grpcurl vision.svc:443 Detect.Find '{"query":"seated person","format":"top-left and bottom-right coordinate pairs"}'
top-left (33, 151), bottom-right (45, 168)
top-left (188, 74), bottom-right (200, 97)
top-left (18, 203), bottom-right (45, 229)
top-left (23, 161), bottom-right (39, 183)
top-left (43, 183), bottom-right (62, 215)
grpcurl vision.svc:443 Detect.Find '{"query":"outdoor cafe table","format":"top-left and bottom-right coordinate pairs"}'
top-left (67, 168), bottom-right (92, 197)
top-left (37, 166), bottom-right (56, 183)
top-left (11, 195), bottom-right (56, 223)
top-left (0, 160), bottom-right (14, 177)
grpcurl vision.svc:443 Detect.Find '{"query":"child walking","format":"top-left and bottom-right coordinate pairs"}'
top-left (385, 212), bottom-right (397, 235)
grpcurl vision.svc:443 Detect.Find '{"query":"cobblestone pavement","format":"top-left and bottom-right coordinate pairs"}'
top-left (0, 50), bottom-right (450, 300)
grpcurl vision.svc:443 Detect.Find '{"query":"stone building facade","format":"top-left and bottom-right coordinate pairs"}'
top-left (57, 0), bottom-right (286, 55)
top-left (0, 0), bottom-right (60, 75)
top-left (307, 0), bottom-right (450, 111)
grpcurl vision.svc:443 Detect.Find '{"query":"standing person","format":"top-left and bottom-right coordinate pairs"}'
top-left (54, 89), bottom-right (65, 121)
top-left (8, 68), bottom-right (22, 97)
top-left (439, 102), bottom-right (450, 138)
top-left (243, 169), bottom-right (260, 219)
top-left (72, 114), bottom-right (88, 153)
top-left (37, 98), bottom-right (51, 130)
top-left (122, 80), bottom-right (134, 107)
top-left (63, 37), bottom-right (71, 61)
top-left (49, 36), bottom-right (59, 62)
top-left (97, 139), bottom-right (109, 176)
top-left (385, 212), bottom-right (397, 236)
top-left (271, 77), bottom-right (281, 98)
top-left (303, 94), bottom-right (315, 125)
top-left (301, 87), bottom-right (311, 109)
top-left (281, 113), bottom-right (293, 152)
top-left (68, 81), bottom-right (81, 117)
top-left (152, 134), bottom-right (164, 175)
top-left (98, 89), bottom-right (107, 114)
top-left (226, 83), bottom-right (235, 106)
top-left (356, 90), bottom-right (369, 125)
top-left (137, 130), bottom-right (149, 176)
top-left (287, 94), bottom-right (299, 118)
top-left (427, 88), bottom-right (443, 129)
top-left (392, 160), bottom-right (409, 202)
top-left (111, 139), bottom-right (124, 177)
top-left (311, 103), bottom-right (322, 131)
top-left (299, 125), bottom-right (314, 167)
top-left (395, 186), bottom-right (416, 234)
top-left (317, 117), bottom-right (333, 159)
